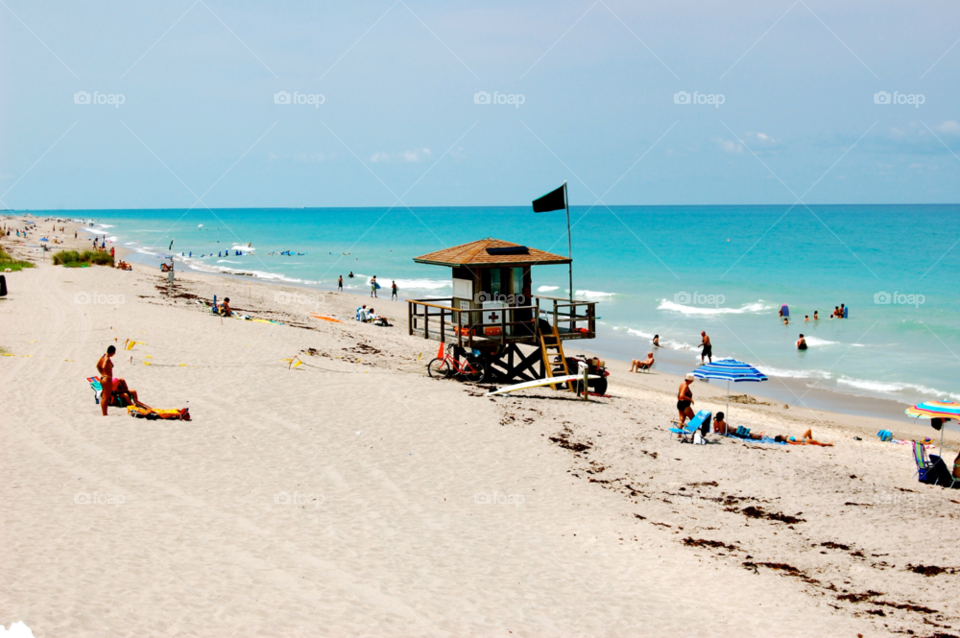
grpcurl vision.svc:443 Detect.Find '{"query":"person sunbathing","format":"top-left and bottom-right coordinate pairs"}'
top-left (714, 412), bottom-right (765, 439)
top-left (775, 429), bottom-right (833, 446)
top-left (630, 352), bottom-right (655, 372)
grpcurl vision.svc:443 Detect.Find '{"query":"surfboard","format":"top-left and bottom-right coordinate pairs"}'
top-left (311, 313), bottom-right (343, 323)
top-left (486, 374), bottom-right (600, 396)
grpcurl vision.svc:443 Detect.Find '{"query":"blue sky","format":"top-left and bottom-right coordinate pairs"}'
top-left (1, 0), bottom-right (959, 209)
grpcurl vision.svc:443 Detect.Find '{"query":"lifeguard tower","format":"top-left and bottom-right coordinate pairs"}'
top-left (407, 238), bottom-right (597, 385)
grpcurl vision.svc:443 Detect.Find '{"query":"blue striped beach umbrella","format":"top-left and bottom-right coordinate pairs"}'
top-left (692, 358), bottom-right (768, 418)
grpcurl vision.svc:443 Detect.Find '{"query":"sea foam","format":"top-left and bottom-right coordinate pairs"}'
top-left (657, 299), bottom-right (774, 315)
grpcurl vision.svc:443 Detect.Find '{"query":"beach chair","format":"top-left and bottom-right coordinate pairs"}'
top-left (913, 441), bottom-right (958, 487)
top-left (670, 410), bottom-right (712, 442)
top-left (86, 377), bottom-right (129, 408)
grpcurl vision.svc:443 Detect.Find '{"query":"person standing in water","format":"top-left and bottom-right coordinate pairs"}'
top-left (653, 334), bottom-right (660, 347)
top-left (797, 334), bottom-right (808, 350)
top-left (699, 331), bottom-right (712, 364)
top-left (370, 276), bottom-right (378, 298)
top-left (337, 275), bottom-right (343, 292)
top-left (391, 280), bottom-right (398, 301)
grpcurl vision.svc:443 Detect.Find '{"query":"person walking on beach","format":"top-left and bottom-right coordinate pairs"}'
top-left (677, 373), bottom-right (696, 428)
top-left (96, 346), bottom-right (116, 417)
top-left (391, 280), bottom-right (398, 301)
top-left (699, 331), bottom-right (712, 364)
top-left (337, 275), bottom-right (343, 292)
top-left (370, 276), bottom-right (378, 298)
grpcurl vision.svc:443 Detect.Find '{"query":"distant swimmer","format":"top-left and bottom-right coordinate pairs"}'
top-left (813, 310), bottom-right (819, 320)
top-left (783, 317), bottom-right (789, 325)
top-left (699, 331), bottom-right (712, 364)
top-left (348, 271), bottom-right (354, 278)
top-left (804, 315), bottom-right (809, 322)
top-left (653, 334), bottom-right (660, 347)
top-left (797, 334), bottom-right (808, 350)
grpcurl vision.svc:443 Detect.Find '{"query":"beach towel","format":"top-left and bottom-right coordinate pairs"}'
top-left (86, 377), bottom-right (129, 408)
top-left (126, 406), bottom-right (191, 421)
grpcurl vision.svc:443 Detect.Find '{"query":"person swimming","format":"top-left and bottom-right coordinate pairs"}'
top-left (797, 334), bottom-right (808, 350)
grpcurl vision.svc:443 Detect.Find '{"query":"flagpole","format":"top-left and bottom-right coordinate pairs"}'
top-left (564, 181), bottom-right (572, 304)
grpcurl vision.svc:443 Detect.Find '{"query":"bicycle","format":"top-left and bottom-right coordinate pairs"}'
top-left (427, 345), bottom-right (486, 383)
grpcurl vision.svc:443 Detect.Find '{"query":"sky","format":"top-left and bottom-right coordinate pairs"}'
top-left (1, 0), bottom-right (959, 209)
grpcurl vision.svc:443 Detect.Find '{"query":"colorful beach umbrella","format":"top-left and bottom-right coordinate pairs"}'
top-left (905, 400), bottom-right (960, 456)
top-left (692, 358), bottom-right (768, 418)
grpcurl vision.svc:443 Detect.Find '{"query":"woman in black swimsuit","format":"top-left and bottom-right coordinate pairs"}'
top-left (677, 373), bottom-right (696, 426)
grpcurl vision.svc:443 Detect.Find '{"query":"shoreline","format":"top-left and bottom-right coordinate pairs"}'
top-left (5, 212), bottom-right (946, 425)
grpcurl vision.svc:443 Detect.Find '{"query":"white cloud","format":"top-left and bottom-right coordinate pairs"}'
top-left (370, 152), bottom-right (390, 163)
top-left (741, 131), bottom-right (779, 147)
top-left (403, 148), bottom-right (431, 162)
top-left (295, 152), bottom-right (332, 163)
top-left (712, 138), bottom-right (743, 153)
top-left (935, 120), bottom-right (960, 135)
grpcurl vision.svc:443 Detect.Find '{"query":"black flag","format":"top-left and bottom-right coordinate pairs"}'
top-left (532, 184), bottom-right (566, 212)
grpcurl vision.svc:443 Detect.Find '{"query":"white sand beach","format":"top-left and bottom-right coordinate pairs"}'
top-left (1, 223), bottom-right (959, 637)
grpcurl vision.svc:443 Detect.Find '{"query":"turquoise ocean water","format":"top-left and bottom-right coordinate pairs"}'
top-left (16, 205), bottom-right (960, 408)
